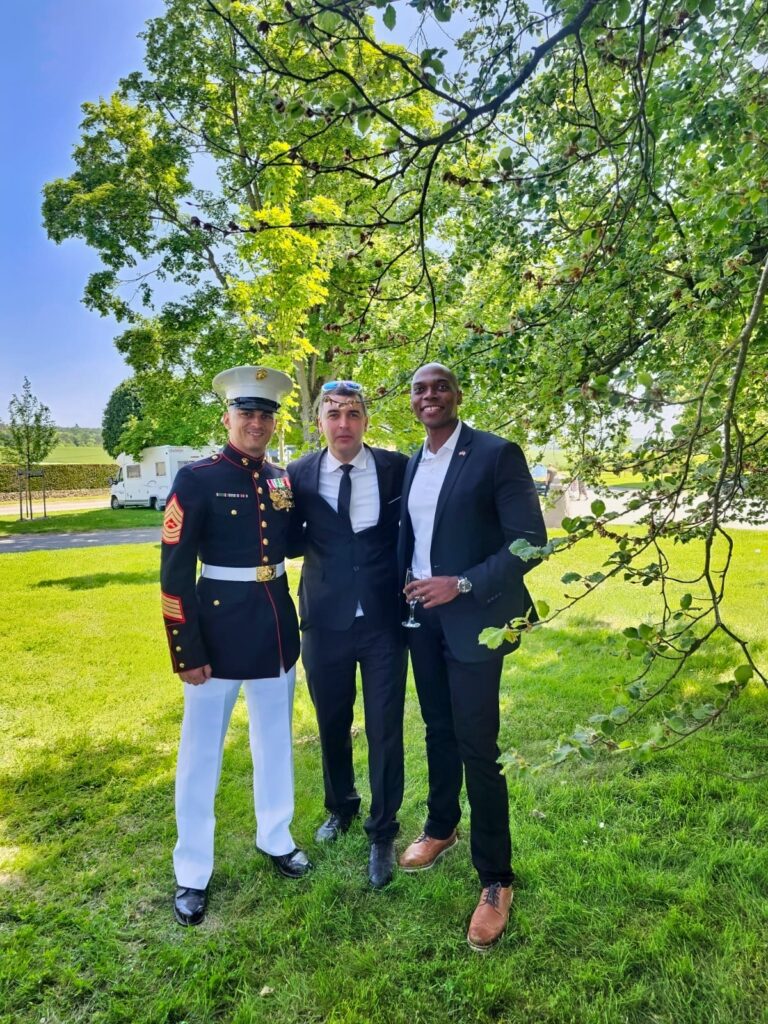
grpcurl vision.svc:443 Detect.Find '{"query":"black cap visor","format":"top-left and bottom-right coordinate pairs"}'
top-left (229, 396), bottom-right (279, 412)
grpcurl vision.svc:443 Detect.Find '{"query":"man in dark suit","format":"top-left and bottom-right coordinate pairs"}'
top-left (288, 382), bottom-right (408, 888)
top-left (397, 363), bottom-right (546, 950)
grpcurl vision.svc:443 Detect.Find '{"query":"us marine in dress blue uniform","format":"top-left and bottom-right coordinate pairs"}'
top-left (161, 365), bottom-right (311, 929)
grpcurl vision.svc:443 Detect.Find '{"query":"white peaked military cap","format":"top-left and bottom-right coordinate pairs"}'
top-left (212, 365), bottom-right (293, 412)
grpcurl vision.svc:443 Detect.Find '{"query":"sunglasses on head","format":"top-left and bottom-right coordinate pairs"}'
top-left (321, 380), bottom-right (363, 392)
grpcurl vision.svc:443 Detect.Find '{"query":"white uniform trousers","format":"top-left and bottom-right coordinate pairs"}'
top-left (173, 667), bottom-right (297, 890)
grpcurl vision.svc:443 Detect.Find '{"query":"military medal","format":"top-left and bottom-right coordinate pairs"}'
top-left (267, 476), bottom-right (294, 510)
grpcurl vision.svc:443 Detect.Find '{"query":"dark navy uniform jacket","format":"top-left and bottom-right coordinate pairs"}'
top-left (287, 446), bottom-right (408, 631)
top-left (160, 442), bottom-right (300, 680)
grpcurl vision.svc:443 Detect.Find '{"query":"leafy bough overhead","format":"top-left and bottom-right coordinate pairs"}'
top-left (43, 0), bottom-right (767, 760)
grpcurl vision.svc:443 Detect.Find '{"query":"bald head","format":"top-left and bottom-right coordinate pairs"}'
top-left (412, 362), bottom-right (459, 390)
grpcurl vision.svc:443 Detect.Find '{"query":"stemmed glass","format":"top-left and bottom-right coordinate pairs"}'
top-left (402, 567), bottom-right (421, 629)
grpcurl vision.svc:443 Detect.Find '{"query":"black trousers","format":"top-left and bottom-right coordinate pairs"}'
top-left (301, 619), bottom-right (407, 842)
top-left (407, 605), bottom-right (513, 887)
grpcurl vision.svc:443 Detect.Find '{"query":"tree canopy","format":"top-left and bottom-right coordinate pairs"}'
top-left (43, 0), bottom-right (767, 762)
top-left (6, 378), bottom-right (58, 468)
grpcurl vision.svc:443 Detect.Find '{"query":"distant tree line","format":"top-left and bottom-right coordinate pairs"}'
top-left (0, 422), bottom-right (102, 449)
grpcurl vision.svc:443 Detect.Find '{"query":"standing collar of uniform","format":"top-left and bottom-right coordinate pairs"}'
top-left (322, 444), bottom-right (369, 473)
top-left (222, 441), bottom-right (266, 470)
top-left (421, 419), bottom-right (463, 460)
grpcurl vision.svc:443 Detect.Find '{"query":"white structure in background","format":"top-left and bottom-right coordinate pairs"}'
top-left (109, 445), bottom-right (216, 510)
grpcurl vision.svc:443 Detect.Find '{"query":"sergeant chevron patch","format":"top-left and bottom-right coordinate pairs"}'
top-left (161, 591), bottom-right (185, 622)
top-left (162, 494), bottom-right (184, 544)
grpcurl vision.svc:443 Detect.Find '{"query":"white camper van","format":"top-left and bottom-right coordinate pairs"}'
top-left (109, 445), bottom-right (216, 510)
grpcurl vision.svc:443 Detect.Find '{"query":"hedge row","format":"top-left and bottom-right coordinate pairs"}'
top-left (0, 463), bottom-right (118, 493)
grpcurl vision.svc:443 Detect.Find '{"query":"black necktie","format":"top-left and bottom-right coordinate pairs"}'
top-left (338, 464), bottom-right (353, 528)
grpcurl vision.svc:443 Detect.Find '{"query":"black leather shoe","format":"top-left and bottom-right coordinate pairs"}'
top-left (270, 847), bottom-right (313, 879)
top-left (368, 839), bottom-right (396, 889)
top-left (173, 886), bottom-right (208, 926)
top-left (314, 813), bottom-right (356, 843)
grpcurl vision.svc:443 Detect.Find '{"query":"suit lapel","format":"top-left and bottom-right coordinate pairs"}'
top-left (432, 424), bottom-right (474, 536)
top-left (369, 446), bottom-right (390, 526)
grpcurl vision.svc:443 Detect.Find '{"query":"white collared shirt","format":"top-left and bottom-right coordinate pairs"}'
top-left (319, 444), bottom-right (380, 532)
top-left (408, 419), bottom-right (463, 578)
top-left (319, 445), bottom-right (380, 617)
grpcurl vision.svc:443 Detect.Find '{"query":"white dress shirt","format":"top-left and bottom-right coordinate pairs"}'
top-left (319, 445), bottom-right (380, 531)
top-left (407, 419), bottom-right (463, 579)
top-left (319, 445), bottom-right (380, 616)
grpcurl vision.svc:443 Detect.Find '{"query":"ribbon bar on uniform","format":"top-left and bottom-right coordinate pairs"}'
top-left (200, 562), bottom-right (285, 582)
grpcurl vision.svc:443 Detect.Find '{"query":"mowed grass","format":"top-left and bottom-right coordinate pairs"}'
top-left (0, 507), bottom-right (163, 535)
top-left (43, 444), bottom-right (113, 464)
top-left (1, 535), bottom-right (767, 1024)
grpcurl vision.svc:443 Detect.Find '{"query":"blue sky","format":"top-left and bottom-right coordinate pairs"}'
top-left (0, 0), bottom-right (163, 426)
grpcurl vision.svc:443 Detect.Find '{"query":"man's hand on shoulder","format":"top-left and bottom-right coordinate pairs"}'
top-left (179, 664), bottom-right (213, 685)
top-left (404, 576), bottom-right (460, 609)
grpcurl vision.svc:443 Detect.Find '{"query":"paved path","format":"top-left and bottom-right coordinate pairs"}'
top-left (0, 496), bottom-right (109, 515)
top-left (0, 527), bottom-right (162, 554)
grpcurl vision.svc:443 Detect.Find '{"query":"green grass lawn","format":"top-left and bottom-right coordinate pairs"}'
top-left (43, 444), bottom-right (114, 464)
top-left (0, 507), bottom-right (163, 535)
top-left (1, 536), bottom-right (766, 1024)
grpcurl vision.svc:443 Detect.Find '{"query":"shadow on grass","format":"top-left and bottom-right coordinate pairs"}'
top-left (33, 570), bottom-right (159, 590)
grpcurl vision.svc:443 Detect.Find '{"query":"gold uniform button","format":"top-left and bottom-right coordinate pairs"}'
top-left (262, 556), bottom-right (269, 564)
top-left (257, 487), bottom-right (263, 494)
top-left (260, 503), bottom-right (266, 511)
top-left (241, 457), bottom-right (248, 466)
top-left (179, 662), bottom-right (186, 669)
top-left (175, 646), bottom-right (182, 652)
top-left (213, 599), bottom-right (221, 606)
top-left (172, 629), bottom-right (179, 636)
top-left (263, 538), bottom-right (269, 546)
top-left (231, 509), bottom-right (238, 516)
top-left (261, 520), bottom-right (268, 528)
top-left (253, 472), bottom-right (260, 480)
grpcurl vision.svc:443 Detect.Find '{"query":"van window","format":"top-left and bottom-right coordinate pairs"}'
top-left (155, 462), bottom-right (166, 476)
top-left (115, 469), bottom-right (123, 483)
top-left (126, 465), bottom-right (141, 479)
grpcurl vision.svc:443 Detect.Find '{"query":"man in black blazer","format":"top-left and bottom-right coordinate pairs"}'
top-left (288, 382), bottom-right (408, 888)
top-left (397, 363), bottom-right (546, 950)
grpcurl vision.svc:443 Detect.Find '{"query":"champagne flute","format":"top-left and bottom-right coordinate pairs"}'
top-left (402, 567), bottom-right (421, 629)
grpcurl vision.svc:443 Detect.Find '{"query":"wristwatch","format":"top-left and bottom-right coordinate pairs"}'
top-left (457, 576), bottom-right (473, 594)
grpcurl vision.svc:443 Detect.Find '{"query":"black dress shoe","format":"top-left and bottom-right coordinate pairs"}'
top-left (270, 847), bottom-right (313, 879)
top-left (314, 813), bottom-right (356, 843)
top-left (173, 886), bottom-right (208, 926)
top-left (368, 839), bottom-right (396, 889)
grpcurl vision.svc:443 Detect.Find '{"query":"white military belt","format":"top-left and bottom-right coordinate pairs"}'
top-left (200, 561), bottom-right (285, 582)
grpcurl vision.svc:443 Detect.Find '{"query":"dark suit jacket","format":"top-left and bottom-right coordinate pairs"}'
top-left (288, 446), bottom-right (408, 631)
top-left (397, 423), bottom-right (547, 663)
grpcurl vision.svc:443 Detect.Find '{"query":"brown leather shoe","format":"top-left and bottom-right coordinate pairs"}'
top-left (398, 830), bottom-right (458, 871)
top-left (466, 882), bottom-right (513, 951)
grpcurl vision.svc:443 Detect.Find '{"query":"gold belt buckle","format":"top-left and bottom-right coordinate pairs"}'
top-left (255, 565), bottom-right (276, 582)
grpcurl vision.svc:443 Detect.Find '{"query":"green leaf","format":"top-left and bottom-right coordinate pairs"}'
top-left (622, 626), bottom-right (639, 638)
top-left (627, 638), bottom-right (646, 656)
top-left (591, 499), bottom-right (606, 517)
top-left (561, 572), bottom-right (582, 584)
top-left (638, 371), bottom-right (653, 388)
top-left (680, 593), bottom-right (693, 610)
top-left (667, 716), bottom-right (687, 732)
top-left (434, 1), bottom-right (452, 22)
top-left (699, 0), bottom-right (715, 14)
top-left (616, 0), bottom-right (631, 22)
top-left (383, 4), bottom-right (396, 30)
top-left (535, 600), bottom-right (550, 619)
top-left (478, 626), bottom-right (509, 650)
top-left (734, 665), bottom-right (753, 684)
